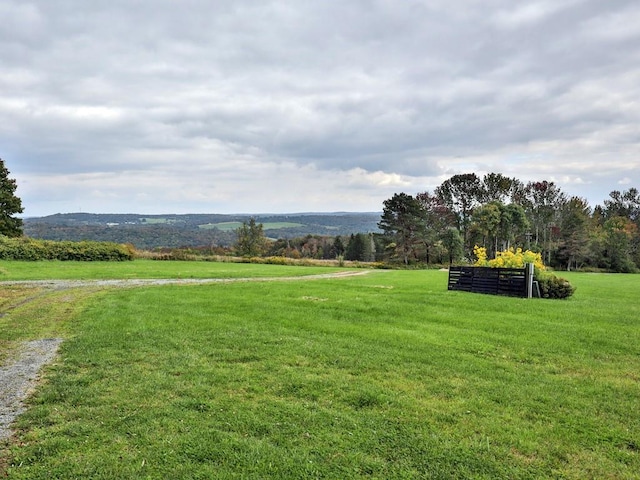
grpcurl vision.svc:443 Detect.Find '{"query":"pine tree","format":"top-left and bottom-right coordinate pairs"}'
top-left (345, 233), bottom-right (365, 261)
top-left (378, 193), bottom-right (426, 265)
top-left (0, 159), bottom-right (24, 237)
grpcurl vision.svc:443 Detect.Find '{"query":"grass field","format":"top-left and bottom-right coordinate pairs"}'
top-left (198, 221), bottom-right (304, 231)
top-left (0, 259), bottom-right (343, 281)
top-left (1, 262), bottom-right (639, 478)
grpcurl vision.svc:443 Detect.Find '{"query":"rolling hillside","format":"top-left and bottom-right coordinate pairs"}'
top-left (23, 212), bottom-right (382, 249)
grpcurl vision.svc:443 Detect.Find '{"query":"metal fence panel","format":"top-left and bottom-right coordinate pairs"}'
top-left (448, 266), bottom-right (529, 298)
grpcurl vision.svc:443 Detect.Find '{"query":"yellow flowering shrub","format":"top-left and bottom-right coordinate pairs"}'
top-left (472, 245), bottom-right (575, 298)
top-left (474, 245), bottom-right (545, 271)
top-left (473, 245), bottom-right (489, 266)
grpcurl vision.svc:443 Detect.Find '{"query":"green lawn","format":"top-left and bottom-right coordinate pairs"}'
top-left (1, 264), bottom-right (639, 478)
top-left (0, 259), bottom-right (342, 281)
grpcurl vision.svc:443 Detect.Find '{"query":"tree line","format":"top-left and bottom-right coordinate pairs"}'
top-left (234, 217), bottom-right (379, 262)
top-left (378, 173), bottom-right (639, 272)
top-left (2, 158), bottom-right (638, 271)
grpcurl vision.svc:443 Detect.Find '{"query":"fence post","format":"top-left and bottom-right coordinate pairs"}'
top-left (525, 263), bottom-right (534, 298)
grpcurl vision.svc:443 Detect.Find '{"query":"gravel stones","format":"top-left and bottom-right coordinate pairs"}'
top-left (0, 338), bottom-right (63, 441)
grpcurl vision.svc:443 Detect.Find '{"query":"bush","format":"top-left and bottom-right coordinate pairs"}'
top-left (536, 273), bottom-right (576, 299)
top-left (473, 245), bottom-right (575, 299)
top-left (474, 245), bottom-right (545, 272)
top-left (0, 236), bottom-right (134, 261)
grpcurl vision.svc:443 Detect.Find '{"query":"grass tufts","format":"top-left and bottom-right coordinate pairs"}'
top-left (1, 262), bottom-right (639, 478)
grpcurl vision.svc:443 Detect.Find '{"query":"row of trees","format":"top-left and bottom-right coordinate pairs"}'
top-left (234, 217), bottom-right (379, 262)
top-left (230, 172), bottom-right (640, 272)
top-left (2, 158), bottom-right (638, 272)
top-left (379, 173), bottom-right (640, 272)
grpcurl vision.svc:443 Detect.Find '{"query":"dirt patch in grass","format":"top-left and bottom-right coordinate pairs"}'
top-left (0, 338), bottom-right (63, 442)
top-left (0, 270), bottom-right (371, 290)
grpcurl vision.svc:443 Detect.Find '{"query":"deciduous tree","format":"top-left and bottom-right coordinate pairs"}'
top-left (556, 197), bottom-right (591, 271)
top-left (416, 191), bottom-right (456, 263)
top-left (481, 173), bottom-right (523, 204)
top-left (603, 188), bottom-right (640, 268)
top-left (435, 173), bottom-right (483, 250)
top-left (521, 181), bottom-right (567, 264)
top-left (603, 216), bottom-right (637, 272)
top-left (604, 188), bottom-right (640, 222)
top-left (235, 217), bottom-right (267, 257)
top-left (498, 203), bottom-right (529, 251)
top-left (471, 202), bottom-right (502, 255)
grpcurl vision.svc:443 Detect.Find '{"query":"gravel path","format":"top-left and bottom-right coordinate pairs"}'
top-left (0, 270), bottom-right (373, 442)
top-left (0, 339), bottom-right (63, 441)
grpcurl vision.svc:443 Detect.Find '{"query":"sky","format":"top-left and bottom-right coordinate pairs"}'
top-left (2, 0), bottom-right (639, 217)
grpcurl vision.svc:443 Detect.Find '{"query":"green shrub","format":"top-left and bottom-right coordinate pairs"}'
top-left (0, 236), bottom-right (134, 261)
top-left (536, 273), bottom-right (576, 299)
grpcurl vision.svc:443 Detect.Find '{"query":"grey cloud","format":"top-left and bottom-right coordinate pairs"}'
top-left (2, 0), bottom-right (639, 214)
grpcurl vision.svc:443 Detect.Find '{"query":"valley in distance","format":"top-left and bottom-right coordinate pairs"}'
top-left (23, 212), bottom-right (383, 250)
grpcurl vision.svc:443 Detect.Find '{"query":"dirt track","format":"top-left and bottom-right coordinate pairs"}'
top-left (0, 270), bottom-right (371, 290)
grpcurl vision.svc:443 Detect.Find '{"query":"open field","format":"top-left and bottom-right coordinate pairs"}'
top-left (0, 259), bottom-right (344, 281)
top-left (198, 221), bottom-right (305, 231)
top-left (1, 262), bottom-right (639, 478)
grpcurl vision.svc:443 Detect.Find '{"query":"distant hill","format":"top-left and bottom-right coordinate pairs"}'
top-left (24, 212), bottom-right (382, 250)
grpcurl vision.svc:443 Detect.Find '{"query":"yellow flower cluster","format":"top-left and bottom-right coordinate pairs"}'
top-left (473, 245), bottom-right (545, 271)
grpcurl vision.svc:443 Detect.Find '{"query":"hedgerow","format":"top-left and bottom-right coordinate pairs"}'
top-left (0, 236), bottom-right (134, 261)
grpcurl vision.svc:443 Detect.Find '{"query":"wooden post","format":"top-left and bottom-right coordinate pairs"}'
top-left (525, 263), bottom-right (534, 299)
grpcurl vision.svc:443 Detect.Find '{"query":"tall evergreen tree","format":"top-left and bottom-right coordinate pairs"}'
top-left (441, 228), bottom-right (464, 265)
top-left (0, 159), bottom-right (24, 237)
top-left (378, 193), bottom-right (425, 265)
top-left (330, 235), bottom-right (346, 258)
top-left (345, 233), bottom-right (366, 261)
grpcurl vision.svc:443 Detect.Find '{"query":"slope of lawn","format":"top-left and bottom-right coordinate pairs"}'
top-left (2, 265), bottom-right (639, 478)
top-left (0, 259), bottom-right (344, 281)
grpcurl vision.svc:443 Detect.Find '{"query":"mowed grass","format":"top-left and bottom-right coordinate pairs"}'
top-left (2, 264), bottom-right (639, 478)
top-left (0, 259), bottom-right (342, 281)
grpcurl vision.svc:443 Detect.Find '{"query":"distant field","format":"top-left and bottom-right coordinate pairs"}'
top-left (1, 263), bottom-right (639, 478)
top-left (199, 221), bottom-right (305, 231)
top-left (140, 217), bottom-right (173, 224)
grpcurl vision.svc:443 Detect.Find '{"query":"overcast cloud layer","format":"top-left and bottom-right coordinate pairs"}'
top-left (2, 0), bottom-right (639, 216)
